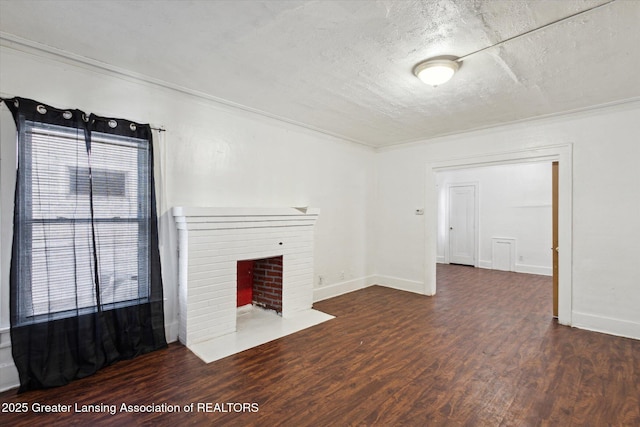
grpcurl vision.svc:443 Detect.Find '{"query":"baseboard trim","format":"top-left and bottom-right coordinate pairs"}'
top-left (0, 360), bottom-right (19, 393)
top-left (478, 260), bottom-right (492, 269)
top-left (313, 274), bottom-right (429, 301)
top-left (166, 320), bottom-right (180, 344)
top-left (0, 327), bottom-right (19, 392)
top-left (373, 275), bottom-right (427, 295)
top-left (572, 311), bottom-right (640, 341)
top-left (313, 276), bottom-right (376, 302)
top-left (478, 260), bottom-right (551, 276)
top-left (515, 263), bottom-right (552, 276)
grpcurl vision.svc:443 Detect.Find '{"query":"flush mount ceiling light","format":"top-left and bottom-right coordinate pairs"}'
top-left (413, 58), bottom-right (460, 86)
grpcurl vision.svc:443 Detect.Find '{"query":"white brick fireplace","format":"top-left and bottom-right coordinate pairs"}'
top-left (172, 207), bottom-right (321, 348)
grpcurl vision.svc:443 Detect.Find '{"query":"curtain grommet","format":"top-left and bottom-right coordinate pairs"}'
top-left (129, 123), bottom-right (137, 131)
top-left (108, 119), bottom-right (117, 129)
top-left (36, 105), bottom-right (47, 114)
top-left (63, 111), bottom-right (73, 120)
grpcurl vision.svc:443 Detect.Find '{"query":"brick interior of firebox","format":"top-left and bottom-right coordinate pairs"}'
top-left (237, 256), bottom-right (283, 313)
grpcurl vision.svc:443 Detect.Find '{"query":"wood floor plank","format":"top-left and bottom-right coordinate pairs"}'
top-left (1, 264), bottom-right (639, 426)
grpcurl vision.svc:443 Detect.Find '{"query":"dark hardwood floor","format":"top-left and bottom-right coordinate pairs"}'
top-left (1, 264), bottom-right (639, 426)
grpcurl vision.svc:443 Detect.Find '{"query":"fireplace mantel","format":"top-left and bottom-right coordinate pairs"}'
top-left (172, 207), bottom-right (320, 347)
top-left (173, 206), bottom-right (320, 231)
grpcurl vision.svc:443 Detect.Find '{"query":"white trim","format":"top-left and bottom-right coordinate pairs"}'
top-left (425, 144), bottom-right (573, 325)
top-left (0, 360), bottom-right (19, 393)
top-left (378, 98), bottom-right (640, 152)
top-left (0, 33), bottom-right (373, 150)
top-left (313, 276), bottom-right (375, 302)
top-left (4, 33), bottom-right (638, 152)
top-left (313, 275), bottom-right (428, 302)
top-left (373, 275), bottom-right (427, 295)
top-left (477, 260), bottom-right (552, 276)
top-left (0, 328), bottom-right (18, 392)
top-left (172, 206), bottom-right (320, 219)
top-left (478, 260), bottom-right (493, 270)
top-left (165, 320), bottom-right (180, 344)
top-left (515, 263), bottom-right (552, 276)
top-left (572, 312), bottom-right (640, 341)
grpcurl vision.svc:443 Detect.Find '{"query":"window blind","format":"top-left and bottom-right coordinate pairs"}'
top-left (15, 122), bottom-right (151, 324)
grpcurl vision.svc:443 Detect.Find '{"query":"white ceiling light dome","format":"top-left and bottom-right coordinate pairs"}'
top-left (413, 58), bottom-right (461, 86)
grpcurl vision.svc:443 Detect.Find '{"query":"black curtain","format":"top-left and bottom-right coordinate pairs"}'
top-left (4, 97), bottom-right (166, 392)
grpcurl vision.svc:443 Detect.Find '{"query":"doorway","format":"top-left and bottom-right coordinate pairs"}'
top-left (425, 145), bottom-right (573, 325)
top-left (552, 161), bottom-right (559, 318)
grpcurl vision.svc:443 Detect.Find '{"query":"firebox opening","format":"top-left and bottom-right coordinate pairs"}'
top-left (237, 255), bottom-right (283, 314)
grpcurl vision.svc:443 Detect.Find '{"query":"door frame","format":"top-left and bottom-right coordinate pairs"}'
top-left (424, 144), bottom-right (573, 326)
top-left (444, 182), bottom-right (479, 267)
top-left (552, 161), bottom-right (559, 317)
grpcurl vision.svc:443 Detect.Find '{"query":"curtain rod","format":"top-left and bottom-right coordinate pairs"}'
top-left (0, 96), bottom-right (166, 132)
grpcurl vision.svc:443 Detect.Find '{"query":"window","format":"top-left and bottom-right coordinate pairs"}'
top-left (14, 121), bottom-right (151, 324)
top-left (5, 96), bottom-right (166, 392)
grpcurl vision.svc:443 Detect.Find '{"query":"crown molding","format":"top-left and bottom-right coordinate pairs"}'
top-left (0, 32), bottom-right (375, 151)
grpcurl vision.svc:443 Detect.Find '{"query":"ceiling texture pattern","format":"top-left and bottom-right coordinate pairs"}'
top-left (1, 0), bottom-right (639, 148)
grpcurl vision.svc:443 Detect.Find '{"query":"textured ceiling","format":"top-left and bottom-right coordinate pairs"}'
top-left (1, 0), bottom-right (639, 148)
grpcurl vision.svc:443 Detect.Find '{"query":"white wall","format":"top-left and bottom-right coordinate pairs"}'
top-left (436, 163), bottom-right (553, 275)
top-left (374, 101), bottom-right (640, 341)
top-left (0, 45), bottom-right (377, 390)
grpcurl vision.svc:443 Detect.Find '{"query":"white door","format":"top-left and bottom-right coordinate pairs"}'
top-left (449, 185), bottom-right (476, 266)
